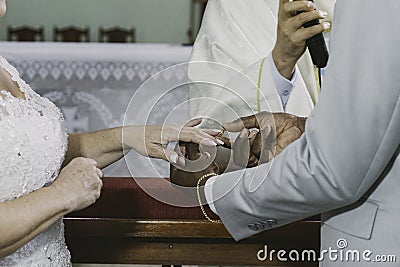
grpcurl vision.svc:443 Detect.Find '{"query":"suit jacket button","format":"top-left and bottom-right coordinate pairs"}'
top-left (255, 223), bottom-right (265, 230)
top-left (248, 223), bottom-right (259, 231)
top-left (261, 219), bottom-right (277, 227)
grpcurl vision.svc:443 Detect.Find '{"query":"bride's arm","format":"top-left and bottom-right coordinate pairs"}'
top-left (64, 119), bottom-right (221, 169)
top-left (65, 127), bottom-right (124, 169)
top-left (0, 158), bottom-right (102, 259)
top-left (0, 185), bottom-right (68, 258)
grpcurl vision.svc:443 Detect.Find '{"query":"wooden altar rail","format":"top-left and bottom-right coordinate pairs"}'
top-left (64, 177), bottom-right (321, 266)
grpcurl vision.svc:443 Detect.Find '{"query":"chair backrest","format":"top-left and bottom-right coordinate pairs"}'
top-left (98, 27), bottom-right (136, 43)
top-left (7, 26), bottom-right (44, 42)
top-left (54, 26), bottom-right (90, 42)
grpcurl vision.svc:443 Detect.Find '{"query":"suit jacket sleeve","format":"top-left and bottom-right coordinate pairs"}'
top-left (210, 0), bottom-right (400, 241)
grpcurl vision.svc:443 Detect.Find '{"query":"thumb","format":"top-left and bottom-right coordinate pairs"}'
top-left (279, 0), bottom-right (290, 5)
top-left (223, 118), bottom-right (245, 132)
top-left (233, 129), bottom-right (251, 167)
top-left (184, 118), bottom-right (203, 127)
top-left (164, 149), bottom-right (179, 164)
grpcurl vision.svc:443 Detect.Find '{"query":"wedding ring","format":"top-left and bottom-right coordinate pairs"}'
top-left (216, 126), bottom-right (226, 138)
top-left (323, 20), bottom-right (332, 32)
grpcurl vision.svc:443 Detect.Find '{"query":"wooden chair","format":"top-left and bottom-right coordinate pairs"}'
top-left (53, 26), bottom-right (90, 42)
top-left (7, 26), bottom-right (44, 42)
top-left (98, 26), bottom-right (136, 43)
top-left (187, 0), bottom-right (208, 44)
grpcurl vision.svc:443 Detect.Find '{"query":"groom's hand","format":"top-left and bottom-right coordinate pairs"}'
top-left (224, 112), bottom-right (306, 167)
top-left (273, 0), bottom-right (330, 79)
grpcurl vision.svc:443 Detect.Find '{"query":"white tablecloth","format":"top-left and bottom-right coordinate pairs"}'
top-left (0, 42), bottom-right (192, 177)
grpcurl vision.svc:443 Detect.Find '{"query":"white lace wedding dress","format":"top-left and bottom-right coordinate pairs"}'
top-left (0, 55), bottom-right (71, 266)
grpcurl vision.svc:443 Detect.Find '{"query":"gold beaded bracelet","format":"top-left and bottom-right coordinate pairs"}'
top-left (196, 172), bottom-right (221, 223)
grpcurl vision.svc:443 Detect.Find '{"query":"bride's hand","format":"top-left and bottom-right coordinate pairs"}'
top-left (123, 119), bottom-right (222, 163)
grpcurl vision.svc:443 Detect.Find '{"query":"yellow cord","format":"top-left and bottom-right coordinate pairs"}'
top-left (314, 65), bottom-right (321, 94)
top-left (256, 57), bottom-right (267, 113)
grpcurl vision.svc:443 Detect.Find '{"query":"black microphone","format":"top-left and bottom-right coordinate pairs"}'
top-left (303, 1), bottom-right (329, 68)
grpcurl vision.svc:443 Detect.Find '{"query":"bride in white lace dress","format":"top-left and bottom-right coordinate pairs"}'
top-left (0, 2), bottom-right (222, 266)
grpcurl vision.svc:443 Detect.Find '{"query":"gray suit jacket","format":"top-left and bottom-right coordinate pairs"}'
top-left (210, 1), bottom-right (400, 265)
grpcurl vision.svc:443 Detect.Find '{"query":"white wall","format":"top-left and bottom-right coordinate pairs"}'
top-left (0, 0), bottom-right (191, 43)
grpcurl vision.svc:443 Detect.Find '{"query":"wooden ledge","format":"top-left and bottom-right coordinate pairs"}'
top-left (64, 177), bottom-right (320, 266)
top-left (64, 218), bottom-right (319, 240)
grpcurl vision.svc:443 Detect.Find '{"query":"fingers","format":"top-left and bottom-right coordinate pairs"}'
top-left (148, 144), bottom-right (184, 166)
top-left (248, 130), bottom-right (258, 149)
top-left (280, 0), bottom-right (329, 36)
top-left (57, 157), bottom-right (103, 212)
top-left (247, 155), bottom-right (259, 168)
top-left (232, 129), bottom-right (251, 167)
top-left (290, 9), bottom-right (327, 30)
top-left (180, 120), bottom-right (224, 145)
top-left (222, 118), bottom-right (245, 132)
top-left (177, 142), bottom-right (186, 157)
top-left (164, 149), bottom-right (183, 165)
top-left (283, 1), bottom-right (315, 14)
top-left (223, 113), bottom-right (263, 132)
top-left (184, 118), bottom-right (203, 127)
top-left (179, 127), bottom-right (225, 147)
top-left (279, 0), bottom-right (290, 6)
top-left (202, 128), bottom-right (222, 137)
top-left (224, 115), bottom-right (259, 132)
top-left (276, 126), bottom-right (302, 155)
top-left (251, 133), bottom-right (262, 159)
top-left (83, 158), bottom-right (102, 178)
top-left (164, 126), bottom-right (218, 147)
top-left (174, 143), bottom-right (187, 166)
top-left (147, 124), bottom-right (224, 161)
top-left (217, 136), bottom-right (231, 149)
top-left (296, 22), bottom-right (330, 40)
top-left (259, 125), bottom-right (276, 164)
top-left (201, 129), bottom-right (226, 145)
top-left (185, 129), bottom-right (224, 147)
top-left (95, 167), bottom-right (103, 178)
top-left (89, 166), bottom-right (103, 191)
top-left (248, 129), bottom-right (258, 140)
top-left (223, 112), bottom-right (274, 133)
top-left (181, 127), bottom-right (223, 146)
top-left (247, 130), bottom-right (259, 167)
top-left (151, 144), bottom-right (187, 166)
top-left (84, 158), bottom-right (97, 166)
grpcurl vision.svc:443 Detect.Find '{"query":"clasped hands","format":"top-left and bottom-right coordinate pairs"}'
top-left (224, 111), bottom-right (306, 168)
top-left (169, 112), bottom-right (306, 187)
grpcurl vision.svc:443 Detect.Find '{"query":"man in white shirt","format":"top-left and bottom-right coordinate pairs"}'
top-left (189, 0), bottom-right (335, 121)
top-left (175, 0), bottom-right (335, 188)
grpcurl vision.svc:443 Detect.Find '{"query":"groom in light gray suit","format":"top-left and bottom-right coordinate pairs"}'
top-left (203, 0), bottom-right (400, 266)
